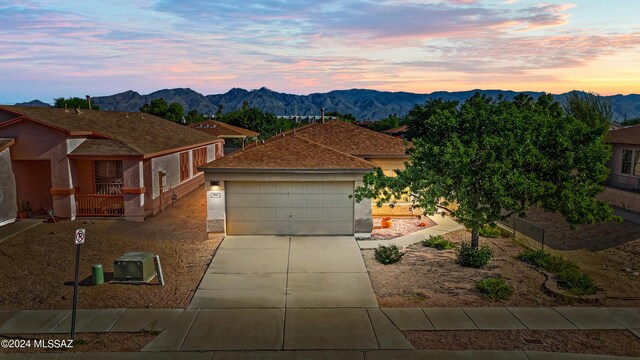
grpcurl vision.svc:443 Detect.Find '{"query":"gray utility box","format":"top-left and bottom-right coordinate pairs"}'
top-left (113, 252), bottom-right (156, 282)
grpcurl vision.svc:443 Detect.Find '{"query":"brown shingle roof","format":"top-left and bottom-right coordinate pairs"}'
top-left (0, 106), bottom-right (221, 157)
top-left (188, 120), bottom-right (259, 138)
top-left (201, 134), bottom-right (374, 171)
top-left (382, 125), bottom-right (408, 134)
top-left (70, 139), bottom-right (140, 156)
top-left (606, 125), bottom-right (640, 145)
top-left (291, 120), bottom-right (407, 157)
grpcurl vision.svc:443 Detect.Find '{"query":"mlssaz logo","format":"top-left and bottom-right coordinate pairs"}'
top-left (35, 339), bottom-right (74, 349)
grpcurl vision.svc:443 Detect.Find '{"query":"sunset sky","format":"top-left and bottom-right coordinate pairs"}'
top-left (1, 0), bottom-right (639, 104)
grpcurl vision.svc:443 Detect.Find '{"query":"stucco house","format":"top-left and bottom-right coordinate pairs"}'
top-left (188, 120), bottom-right (259, 154)
top-left (600, 125), bottom-right (640, 213)
top-left (199, 120), bottom-right (410, 236)
top-left (0, 106), bottom-right (224, 223)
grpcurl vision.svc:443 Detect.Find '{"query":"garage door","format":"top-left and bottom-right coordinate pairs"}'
top-left (226, 181), bottom-right (354, 235)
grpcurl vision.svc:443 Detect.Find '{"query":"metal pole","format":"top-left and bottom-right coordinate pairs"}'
top-left (154, 255), bottom-right (165, 286)
top-left (71, 243), bottom-right (81, 340)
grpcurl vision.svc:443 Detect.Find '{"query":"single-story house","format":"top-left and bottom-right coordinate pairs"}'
top-left (0, 106), bottom-right (224, 224)
top-left (199, 120), bottom-right (410, 236)
top-left (600, 125), bottom-right (640, 213)
top-left (188, 120), bottom-right (259, 154)
top-left (381, 125), bottom-right (408, 138)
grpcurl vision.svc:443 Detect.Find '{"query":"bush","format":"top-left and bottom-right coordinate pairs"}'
top-left (457, 242), bottom-right (493, 268)
top-left (421, 235), bottom-right (456, 250)
top-left (374, 245), bottom-right (404, 265)
top-left (477, 276), bottom-right (513, 300)
top-left (518, 249), bottom-right (597, 296)
top-left (478, 224), bottom-right (509, 238)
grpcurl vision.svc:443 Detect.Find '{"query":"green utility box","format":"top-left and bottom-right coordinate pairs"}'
top-left (113, 252), bottom-right (156, 282)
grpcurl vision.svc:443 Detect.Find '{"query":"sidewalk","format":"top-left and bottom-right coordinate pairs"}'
top-left (358, 215), bottom-right (464, 249)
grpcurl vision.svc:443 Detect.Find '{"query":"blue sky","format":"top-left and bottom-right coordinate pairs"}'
top-left (1, 0), bottom-right (639, 104)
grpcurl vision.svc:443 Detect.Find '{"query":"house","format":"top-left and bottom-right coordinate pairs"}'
top-left (188, 120), bottom-right (259, 154)
top-left (0, 106), bottom-right (224, 223)
top-left (601, 125), bottom-right (640, 212)
top-left (199, 120), bottom-right (410, 236)
top-left (0, 138), bottom-right (17, 226)
top-left (382, 125), bottom-right (408, 138)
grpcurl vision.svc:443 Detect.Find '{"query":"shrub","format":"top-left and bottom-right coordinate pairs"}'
top-left (421, 235), bottom-right (456, 250)
top-left (518, 249), bottom-right (597, 296)
top-left (457, 242), bottom-right (493, 268)
top-left (478, 224), bottom-right (509, 238)
top-left (374, 245), bottom-right (404, 265)
top-left (477, 276), bottom-right (513, 300)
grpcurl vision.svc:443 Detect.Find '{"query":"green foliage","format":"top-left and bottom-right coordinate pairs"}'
top-left (421, 235), bottom-right (455, 250)
top-left (374, 245), bottom-right (404, 265)
top-left (53, 97), bottom-right (99, 110)
top-left (457, 242), bottom-right (493, 268)
top-left (185, 109), bottom-right (205, 123)
top-left (353, 92), bottom-right (617, 251)
top-left (621, 118), bottom-right (640, 126)
top-left (477, 276), bottom-right (513, 300)
top-left (564, 91), bottom-right (613, 128)
top-left (478, 224), bottom-right (509, 238)
top-left (325, 111), bottom-right (356, 123)
top-left (518, 249), bottom-right (597, 296)
top-left (219, 107), bottom-right (296, 139)
top-left (367, 114), bottom-right (401, 132)
top-left (140, 98), bottom-right (184, 122)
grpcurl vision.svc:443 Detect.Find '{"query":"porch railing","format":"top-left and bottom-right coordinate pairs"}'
top-left (76, 194), bottom-right (125, 217)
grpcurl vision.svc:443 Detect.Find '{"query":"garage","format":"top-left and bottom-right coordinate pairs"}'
top-left (225, 181), bottom-right (354, 235)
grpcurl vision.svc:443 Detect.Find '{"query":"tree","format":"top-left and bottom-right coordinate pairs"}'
top-left (54, 97), bottom-right (99, 110)
top-left (513, 93), bottom-right (534, 110)
top-left (186, 109), bottom-right (204, 123)
top-left (216, 104), bottom-right (224, 118)
top-left (353, 92), bottom-right (617, 249)
top-left (325, 111), bottom-right (356, 123)
top-left (367, 114), bottom-right (401, 132)
top-left (564, 91), bottom-right (613, 128)
top-left (220, 106), bottom-right (295, 139)
top-left (140, 98), bottom-right (184, 122)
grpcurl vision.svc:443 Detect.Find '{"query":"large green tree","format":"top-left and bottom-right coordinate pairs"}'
top-left (220, 107), bottom-right (296, 139)
top-left (354, 93), bottom-right (616, 248)
top-left (140, 98), bottom-right (184, 122)
top-left (54, 97), bottom-right (100, 110)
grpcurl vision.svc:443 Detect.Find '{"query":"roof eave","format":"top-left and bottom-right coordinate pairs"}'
top-left (198, 167), bottom-right (374, 174)
top-left (143, 139), bottom-right (224, 159)
top-left (357, 154), bottom-right (409, 159)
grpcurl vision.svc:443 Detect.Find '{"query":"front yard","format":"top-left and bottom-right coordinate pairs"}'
top-left (0, 189), bottom-right (221, 310)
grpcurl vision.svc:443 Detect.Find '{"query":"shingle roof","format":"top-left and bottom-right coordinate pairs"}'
top-left (70, 139), bottom-right (140, 156)
top-left (382, 125), bottom-right (408, 134)
top-left (0, 106), bottom-right (221, 157)
top-left (188, 120), bottom-right (259, 138)
top-left (290, 120), bottom-right (407, 157)
top-left (606, 125), bottom-right (640, 145)
top-left (200, 134), bottom-right (374, 171)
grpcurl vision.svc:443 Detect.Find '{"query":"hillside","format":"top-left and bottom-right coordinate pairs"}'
top-left (80, 88), bottom-right (640, 121)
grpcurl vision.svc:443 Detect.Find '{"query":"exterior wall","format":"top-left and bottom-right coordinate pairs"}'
top-left (75, 160), bottom-right (94, 193)
top-left (123, 159), bottom-right (145, 222)
top-left (0, 121), bottom-right (79, 218)
top-left (597, 187), bottom-right (640, 214)
top-left (608, 144), bottom-right (640, 190)
top-left (205, 181), bottom-right (225, 233)
top-left (354, 180), bottom-right (372, 235)
top-left (0, 148), bottom-right (17, 226)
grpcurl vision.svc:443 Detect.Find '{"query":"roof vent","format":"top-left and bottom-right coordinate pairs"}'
top-left (75, 108), bottom-right (82, 115)
top-left (64, 104), bottom-right (69, 112)
top-left (125, 112), bottom-right (129, 118)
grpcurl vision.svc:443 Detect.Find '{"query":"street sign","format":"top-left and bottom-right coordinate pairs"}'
top-left (74, 229), bottom-right (85, 245)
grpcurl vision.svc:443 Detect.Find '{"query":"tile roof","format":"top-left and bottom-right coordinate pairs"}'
top-left (200, 134), bottom-right (374, 171)
top-left (188, 120), bottom-right (259, 138)
top-left (606, 125), bottom-right (640, 145)
top-left (0, 106), bottom-right (221, 157)
top-left (290, 120), bottom-right (408, 157)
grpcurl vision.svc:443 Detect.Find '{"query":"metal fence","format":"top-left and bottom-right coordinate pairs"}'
top-left (497, 214), bottom-right (546, 250)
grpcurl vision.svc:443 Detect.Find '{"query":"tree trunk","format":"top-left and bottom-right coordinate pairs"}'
top-left (471, 227), bottom-right (480, 249)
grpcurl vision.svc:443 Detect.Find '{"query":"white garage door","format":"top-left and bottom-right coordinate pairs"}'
top-left (226, 181), bottom-right (354, 235)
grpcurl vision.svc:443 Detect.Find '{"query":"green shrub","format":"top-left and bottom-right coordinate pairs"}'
top-left (518, 249), bottom-right (597, 296)
top-left (457, 242), bottom-right (493, 268)
top-left (478, 224), bottom-right (509, 238)
top-left (421, 235), bottom-right (456, 250)
top-left (477, 276), bottom-right (513, 300)
top-left (374, 245), bottom-right (404, 265)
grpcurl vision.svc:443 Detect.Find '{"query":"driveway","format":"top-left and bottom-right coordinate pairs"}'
top-left (190, 236), bottom-right (377, 308)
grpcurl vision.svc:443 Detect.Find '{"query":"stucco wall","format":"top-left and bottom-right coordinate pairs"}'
top-left (597, 187), bottom-right (640, 214)
top-left (608, 144), bottom-right (640, 189)
top-left (0, 148), bottom-right (17, 226)
top-left (150, 152), bottom-right (181, 199)
top-left (123, 159), bottom-right (145, 221)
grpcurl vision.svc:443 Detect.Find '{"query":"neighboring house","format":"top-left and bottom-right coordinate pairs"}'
top-left (601, 125), bottom-right (640, 213)
top-left (0, 106), bottom-right (224, 223)
top-left (188, 120), bottom-right (259, 154)
top-left (0, 139), bottom-right (17, 226)
top-left (381, 125), bottom-right (408, 138)
top-left (199, 120), bottom-right (410, 236)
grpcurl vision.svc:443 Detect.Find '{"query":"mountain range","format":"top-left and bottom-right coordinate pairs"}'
top-left (19, 88), bottom-right (640, 121)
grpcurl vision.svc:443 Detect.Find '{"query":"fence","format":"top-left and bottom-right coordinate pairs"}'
top-left (76, 194), bottom-right (125, 217)
top-left (497, 214), bottom-right (546, 250)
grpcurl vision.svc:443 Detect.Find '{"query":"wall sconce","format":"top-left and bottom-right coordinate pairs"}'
top-left (210, 181), bottom-right (220, 186)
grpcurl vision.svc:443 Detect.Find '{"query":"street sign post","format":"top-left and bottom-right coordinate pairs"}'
top-left (71, 229), bottom-right (85, 340)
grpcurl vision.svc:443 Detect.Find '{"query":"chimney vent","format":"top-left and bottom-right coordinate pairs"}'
top-left (75, 108), bottom-right (82, 115)
top-left (85, 95), bottom-right (92, 110)
top-left (321, 108), bottom-right (325, 123)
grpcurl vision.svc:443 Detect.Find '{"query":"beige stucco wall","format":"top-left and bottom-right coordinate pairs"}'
top-left (597, 187), bottom-right (640, 214)
top-left (608, 144), bottom-right (640, 189)
top-left (367, 157), bottom-right (417, 217)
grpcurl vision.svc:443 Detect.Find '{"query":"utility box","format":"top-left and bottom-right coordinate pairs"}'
top-left (113, 252), bottom-right (156, 282)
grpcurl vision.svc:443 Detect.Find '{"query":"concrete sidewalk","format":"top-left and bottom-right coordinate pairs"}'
top-left (0, 219), bottom-right (41, 244)
top-left (358, 215), bottom-right (464, 249)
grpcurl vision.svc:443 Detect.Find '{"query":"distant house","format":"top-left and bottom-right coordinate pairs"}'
top-left (381, 125), bottom-right (408, 138)
top-left (0, 106), bottom-right (224, 224)
top-left (188, 120), bottom-right (258, 154)
top-left (198, 120), bottom-right (410, 236)
top-left (601, 125), bottom-right (640, 213)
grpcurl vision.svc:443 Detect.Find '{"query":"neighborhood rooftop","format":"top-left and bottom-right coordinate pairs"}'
top-left (188, 120), bottom-right (259, 138)
top-left (0, 106), bottom-right (220, 156)
top-left (606, 125), bottom-right (640, 145)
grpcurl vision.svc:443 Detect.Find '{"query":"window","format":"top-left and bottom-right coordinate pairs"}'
top-left (622, 149), bottom-right (640, 176)
top-left (192, 147), bottom-right (207, 175)
top-left (179, 152), bottom-right (190, 181)
top-left (94, 160), bottom-right (123, 195)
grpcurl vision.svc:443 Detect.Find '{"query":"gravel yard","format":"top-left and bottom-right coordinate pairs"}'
top-left (0, 188), bottom-right (220, 310)
top-left (370, 217), bottom-right (437, 240)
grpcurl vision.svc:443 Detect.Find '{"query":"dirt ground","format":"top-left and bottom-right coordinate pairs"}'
top-left (0, 333), bottom-right (155, 353)
top-left (404, 329), bottom-right (640, 357)
top-left (0, 188), bottom-right (221, 310)
top-left (370, 217), bottom-right (436, 240)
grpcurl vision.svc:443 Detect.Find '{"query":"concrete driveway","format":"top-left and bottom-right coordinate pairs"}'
top-left (190, 235), bottom-right (377, 308)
